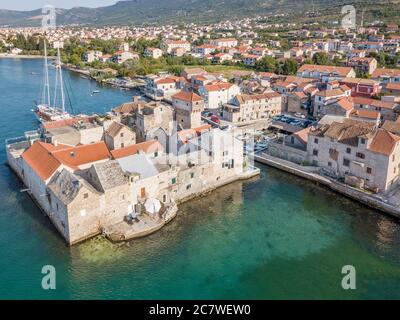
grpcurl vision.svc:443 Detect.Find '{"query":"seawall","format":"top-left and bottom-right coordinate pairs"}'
top-left (254, 153), bottom-right (400, 220)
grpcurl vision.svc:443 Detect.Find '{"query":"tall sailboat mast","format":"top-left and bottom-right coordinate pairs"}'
top-left (57, 46), bottom-right (65, 113)
top-left (43, 38), bottom-right (51, 106)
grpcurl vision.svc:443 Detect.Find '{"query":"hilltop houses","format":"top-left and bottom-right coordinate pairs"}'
top-left (297, 64), bottom-right (356, 82)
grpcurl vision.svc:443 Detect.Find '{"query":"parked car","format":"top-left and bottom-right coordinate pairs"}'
top-left (211, 115), bottom-right (220, 124)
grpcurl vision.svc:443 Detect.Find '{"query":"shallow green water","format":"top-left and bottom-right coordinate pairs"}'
top-left (1, 58), bottom-right (400, 299)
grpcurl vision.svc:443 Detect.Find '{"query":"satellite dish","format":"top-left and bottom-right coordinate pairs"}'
top-left (144, 198), bottom-right (161, 214)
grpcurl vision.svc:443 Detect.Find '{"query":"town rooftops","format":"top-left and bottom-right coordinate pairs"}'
top-left (310, 120), bottom-right (375, 146)
top-left (368, 129), bottom-right (400, 156)
top-left (341, 77), bottom-right (379, 86)
top-left (41, 116), bottom-right (97, 131)
top-left (21, 141), bottom-right (65, 181)
top-left (315, 89), bottom-right (346, 97)
top-left (350, 109), bottom-right (380, 119)
top-left (51, 142), bottom-right (111, 170)
top-left (172, 90), bottom-right (203, 103)
top-left (235, 92), bottom-right (281, 104)
top-left (86, 160), bottom-right (128, 192)
top-left (21, 141), bottom-right (111, 181)
top-left (203, 82), bottom-right (233, 92)
top-left (293, 127), bottom-right (311, 144)
top-left (298, 64), bottom-right (354, 77)
top-left (177, 125), bottom-right (211, 144)
top-left (337, 98), bottom-right (354, 111)
top-left (105, 121), bottom-right (132, 138)
top-left (48, 169), bottom-right (101, 205)
top-left (155, 77), bottom-right (177, 84)
top-left (382, 120), bottom-right (400, 135)
top-left (110, 140), bottom-right (162, 159)
top-left (352, 96), bottom-right (396, 110)
top-left (372, 68), bottom-right (400, 78)
top-left (385, 82), bottom-right (400, 91)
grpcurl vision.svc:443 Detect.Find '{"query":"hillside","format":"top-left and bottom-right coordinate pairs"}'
top-left (0, 0), bottom-right (397, 27)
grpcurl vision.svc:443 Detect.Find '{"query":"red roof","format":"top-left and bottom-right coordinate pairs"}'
top-left (21, 142), bottom-right (63, 181)
top-left (177, 125), bottom-right (211, 144)
top-left (51, 142), bottom-right (111, 169)
top-left (172, 90), bottom-right (203, 103)
top-left (203, 82), bottom-right (233, 92)
top-left (111, 140), bottom-right (163, 159)
top-left (22, 141), bottom-right (111, 181)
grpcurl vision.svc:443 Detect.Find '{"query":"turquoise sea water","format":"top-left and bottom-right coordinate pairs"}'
top-left (1, 58), bottom-right (400, 299)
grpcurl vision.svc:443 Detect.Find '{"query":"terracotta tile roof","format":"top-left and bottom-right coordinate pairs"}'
top-left (105, 121), bottom-right (132, 138)
top-left (42, 116), bottom-right (96, 131)
top-left (51, 142), bottom-right (111, 170)
top-left (111, 140), bottom-right (163, 159)
top-left (203, 82), bottom-right (233, 92)
top-left (293, 127), bottom-right (311, 144)
top-left (21, 142), bottom-right (63, 181)
top-left (386, 82), bottom-right (400, 91)
top-left (382, 120), bottom-right (400, 135)
top-left (172, 90), bottom-right (203, 103)
top-left (368, 129), bottom-right (400, 155)
top-left (351, 109), bottom-right (380, 119)
top-left (337, 98), bottom-right (354, 111)
top-left (155, 77), bottom-right (176, 84)
top-left (372, 68), bottom-right (400, 78)
top-left (341, 77), bottom-right (378, 86)
top-left (298, 64), bottom-right (354, 77)
top-left (352, 96), bottom-right (396, 110)
top-left (315, 89), bottom-right (345, 97)
top-left (323, 121), bottom-right (375, 146)
top-left (177, 125), bottom-right (211, 144)
top-left (236, 92), bottom-right (281, 104)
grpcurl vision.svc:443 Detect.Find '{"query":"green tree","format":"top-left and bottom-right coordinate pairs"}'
top-left (312, 52), bottom-right (330, 65)
top-left (255, 56), bottom-right (278, 72)
top-left (282, 58), bottom-right (298, 75)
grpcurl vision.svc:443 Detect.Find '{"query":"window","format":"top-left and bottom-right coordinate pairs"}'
top-left (171, 177), bottom-right (176, 184)
top-left (360, 138), bottom-right (366, 144)
top-left (163, 194), bottom-right (167, 202)
top-left (356, 152), bottom-right (365, 159)
top-left (83, 193), bottom-right (89, 199)
top-left (314, 138), bottom-right (318, 144)
top-left (313, 149), bottom-right (318, 156)
top-left (120, 132), bottom-right (124, 138)
top-left (121, 143), bottom-right (124, 148)
top-left (346, 147), bottom-right (351, 154)
top-left (186, 184), bottom-right (191, 190)
top-left (328, 162), bottom-right (332, 167)
top-left (154, 151), bottom-right (158, 157)
top-left (343, 158), bottom-right (350, 167)
top-left (190, 173), bottom-right (194, 179)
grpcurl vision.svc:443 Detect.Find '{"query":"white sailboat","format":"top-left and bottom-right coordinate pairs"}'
top-left (34, 40), bottom-right (72, 123)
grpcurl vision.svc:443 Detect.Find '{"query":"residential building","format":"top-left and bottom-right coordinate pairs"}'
top-left (172, 91), bottom-right (205, 129)
top-left (223, 92), bottom-right (282, 123)
top-left (104, 121), bottom-right (136, 150)
top-left (297, 64), bottom-right (356, 82)
top-left (198, 82), bottom-right (240, 109)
